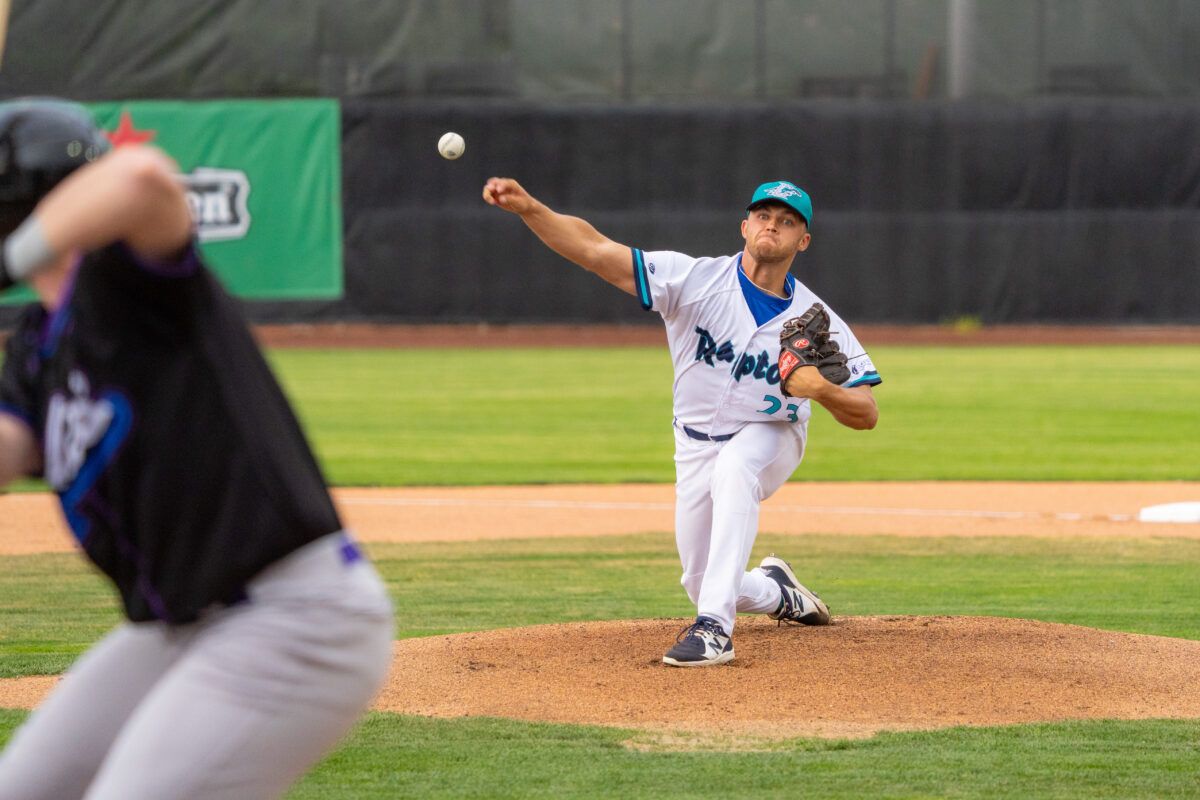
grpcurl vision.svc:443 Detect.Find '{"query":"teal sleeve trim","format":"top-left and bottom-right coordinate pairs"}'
top-left (632, 249), bottom-right (653, 310)
top-left (847, 371), bottom-right (882, 388)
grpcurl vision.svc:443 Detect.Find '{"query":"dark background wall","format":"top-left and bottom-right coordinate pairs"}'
top-left (256, 98), bottom-right (1197, 324)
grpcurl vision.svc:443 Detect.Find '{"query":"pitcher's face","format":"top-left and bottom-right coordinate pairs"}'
top-left (741, 204), bottom-right (810, 263)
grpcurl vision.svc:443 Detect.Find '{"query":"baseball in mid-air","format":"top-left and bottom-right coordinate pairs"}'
top-left (438, 132), bottom-right (465, 160)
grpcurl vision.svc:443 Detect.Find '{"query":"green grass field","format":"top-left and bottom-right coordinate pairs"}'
top-left (1, 344), bottom-right (1198, 798)
top-left (269, 345), bottom-right (1200, 485)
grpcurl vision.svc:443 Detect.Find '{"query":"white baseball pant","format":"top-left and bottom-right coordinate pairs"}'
top-left (673, 420), bottom-right (806, 635)
top-left (0, 531), bottom-right (394, 800)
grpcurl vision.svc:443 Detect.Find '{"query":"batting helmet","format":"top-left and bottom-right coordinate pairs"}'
top-left (0, 98), bottom-right (110, 236)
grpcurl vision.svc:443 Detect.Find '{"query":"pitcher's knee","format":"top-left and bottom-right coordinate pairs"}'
top-left (709, 459), bottom-right (760, 496)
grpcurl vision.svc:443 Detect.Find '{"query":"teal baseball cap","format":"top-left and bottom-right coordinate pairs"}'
top-left (747, 180), bottom-right (812, 227)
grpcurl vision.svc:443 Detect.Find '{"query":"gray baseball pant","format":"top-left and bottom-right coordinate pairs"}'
top-left (0, 531), bottom-right (394, 800)
top-left (673, 420), bottom-right (807, 634)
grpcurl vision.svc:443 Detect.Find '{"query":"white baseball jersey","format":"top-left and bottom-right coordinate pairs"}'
top-left (632, 249), bottom-right (881, 437)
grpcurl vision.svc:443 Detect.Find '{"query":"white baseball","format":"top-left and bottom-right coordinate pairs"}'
top-left (438, 132), bottom-right (465, 160)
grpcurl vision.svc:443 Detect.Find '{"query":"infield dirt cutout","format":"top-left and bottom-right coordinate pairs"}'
top-left (3, 481), bottom-right (1200, 740)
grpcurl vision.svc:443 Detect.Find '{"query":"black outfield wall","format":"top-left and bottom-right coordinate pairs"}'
top-left (296, 98), bottom-right (1198, 325)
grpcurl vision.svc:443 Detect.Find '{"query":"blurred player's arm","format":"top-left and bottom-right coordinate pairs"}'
top-left (9, 145), bottom-right (194, 304)
top-left (0, 414), bottom-right (40, 486)
top-left (33, 144), bottom-right (193, 263)
top-left (482, 177), bottom-right (635, 296)
top-left (783, 369), bottom-right (878, 430)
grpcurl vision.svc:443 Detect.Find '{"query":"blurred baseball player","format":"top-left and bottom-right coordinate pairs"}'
top-left (483, 176), bottom-right (881, 666)
top-left (0, 99), bottom-right (394, 798)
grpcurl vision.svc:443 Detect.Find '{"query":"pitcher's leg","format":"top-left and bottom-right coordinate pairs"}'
top-left (0, 623), bottom-right (181, 800)
top-left (672, 426), bottom-right (717, 607)
top-left (736, 567), bottom-right (784, 614)
top-left (736, 423), bottom-right (808, 615)
top-left (697, 423), bottom-right (805, 633)
top-left (694, 455), bottom-right (762, 632)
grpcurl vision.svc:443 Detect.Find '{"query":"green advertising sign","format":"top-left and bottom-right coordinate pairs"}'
top-left (4, 98), bottom-right (343, 303)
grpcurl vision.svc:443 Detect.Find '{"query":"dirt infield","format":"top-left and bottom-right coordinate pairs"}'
top-left (4, 483), bottom-right (1199, 557)
top-left (379, 615), bottom-right (1200, 740)
top-left (2, 481), bottom-right (1199, 738)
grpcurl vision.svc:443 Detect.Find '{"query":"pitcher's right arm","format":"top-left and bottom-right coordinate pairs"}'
top-left (483, 177), bottom-right (635, 296)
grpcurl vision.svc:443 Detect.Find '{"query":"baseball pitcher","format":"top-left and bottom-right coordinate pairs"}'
top-left (484, 176), bottom-right (881, 666)
top-left (0, 100), bottom-right (394, 798)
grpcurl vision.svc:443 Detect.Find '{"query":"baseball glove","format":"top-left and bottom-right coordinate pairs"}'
top-left (778, 303), bottom-right (851, 396)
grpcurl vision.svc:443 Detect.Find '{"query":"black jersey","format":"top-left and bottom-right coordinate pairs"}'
top-left (0, 242), bottom-right (342, 623)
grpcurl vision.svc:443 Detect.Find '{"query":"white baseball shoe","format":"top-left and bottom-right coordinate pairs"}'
top-left (662, 616), bottom-right (735, 667)
top-left (760, 554), bottom-right (832, 625)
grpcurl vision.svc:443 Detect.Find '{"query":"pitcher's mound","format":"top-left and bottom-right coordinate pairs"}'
top-left (378, 616), bottom-right (1200, 739)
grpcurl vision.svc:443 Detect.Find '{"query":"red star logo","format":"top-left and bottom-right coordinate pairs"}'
top-left (103, 111), bottom-right (156, 148)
